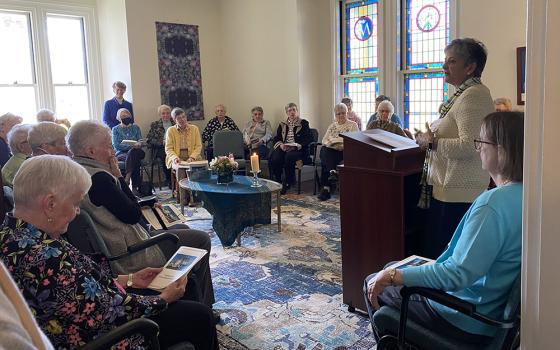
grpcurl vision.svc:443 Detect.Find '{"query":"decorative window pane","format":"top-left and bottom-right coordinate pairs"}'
top-left (54, 85), bottom-right (89, 124)
top-left (0, 11), bottom-right (35, 84)
top-left (344, 76), bottom-right (378, 127)
top-left (0, 86), bottom-right (37, 123)
top-left (345, 0), bottom-right (379, 74)
top-left (405, 0), bottom-right (449, 70)
top-left (404, 72), bottom-right (448, 132)
top-left (47, 15), bottom-right (87, 84)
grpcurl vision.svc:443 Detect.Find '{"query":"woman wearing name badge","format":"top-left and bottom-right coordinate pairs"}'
top-left (111, 108), bottom-right (145, 195)
top-left (415, 38), bottom-right (495, 259)
top-left (365, 111), bottom-right (524, 344)
top-left (242, 106), bottom-right (272, 159)
top-left (0, 155), bottom-right (218, 349)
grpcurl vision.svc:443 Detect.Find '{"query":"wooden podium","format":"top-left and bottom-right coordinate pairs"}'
top-left (339, 130), bottom-right (425, 312)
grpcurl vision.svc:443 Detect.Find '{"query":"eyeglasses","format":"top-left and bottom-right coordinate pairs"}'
top-left (474, 139), bottom-right (497, 150)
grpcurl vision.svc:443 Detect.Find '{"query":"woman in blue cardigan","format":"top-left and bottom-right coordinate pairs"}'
top-left (364, 111), bottom-right (524, 343)
top-left (111, 108), bottom-right (144, 194)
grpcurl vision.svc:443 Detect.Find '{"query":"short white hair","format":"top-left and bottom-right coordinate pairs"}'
top-left (28, 122), bottom-right (67, 153)
top-left (116, 108), bottom-right (131, 122)
top-left (67, 120), bottom-right (111, 156)
top-left (377, 100), bottom-right (395, 114)
top-left (36, 109), bottom-right (56, 122)
top-left (0, 112), bottom-right (23, 128)
top-left (7, 124), bottom-right (31, 154)
top-left (334, 103), bottom-right (348, 113)
top-left (13, 155), bottom-right (91, 208)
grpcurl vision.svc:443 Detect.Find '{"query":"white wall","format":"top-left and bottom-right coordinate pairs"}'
top-left (123, 0), bottom-right (223, 133)
top-left (457, 0), bottom-right (527, 108)
top-left (219, 0), bottom-right (300, 130)
top-left (97, 0), bottom-right (131, 118)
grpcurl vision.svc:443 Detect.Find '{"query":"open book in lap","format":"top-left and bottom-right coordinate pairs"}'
top-left (148, 246), bottom-right (207, 291)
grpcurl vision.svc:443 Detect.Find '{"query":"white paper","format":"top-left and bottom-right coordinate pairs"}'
top-left (121, 139), bottom-right (142, 147)
top-left (148, 246), bottom-right (207, 290)
top-left (364, 129), bottom-right (418, 150)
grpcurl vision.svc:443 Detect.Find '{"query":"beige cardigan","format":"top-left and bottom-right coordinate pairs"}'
top-left (430, 83), bottom-right (494, 203)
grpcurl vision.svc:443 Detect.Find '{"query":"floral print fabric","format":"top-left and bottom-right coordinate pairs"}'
top-left (0, 217), bottom-right (168, 349)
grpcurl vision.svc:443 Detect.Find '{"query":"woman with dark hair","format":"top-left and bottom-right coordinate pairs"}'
top-left (415, 38), bottom-right (495, 258)
top-left (366, 111), bottom-right (524, 343)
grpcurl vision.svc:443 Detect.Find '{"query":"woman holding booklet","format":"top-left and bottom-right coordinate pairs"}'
top-left (0, 155), bottom-right (218, 349)
top-left (365, 111), bottom-right (524, 344)
top-left (111, 107), bottom-right (145, 194)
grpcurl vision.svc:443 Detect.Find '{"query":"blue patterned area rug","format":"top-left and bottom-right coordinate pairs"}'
top-left (160, 191), bottom-right (376, 350)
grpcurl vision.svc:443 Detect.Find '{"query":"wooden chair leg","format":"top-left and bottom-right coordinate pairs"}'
top-left (297, 169), bottom-right (302, 194)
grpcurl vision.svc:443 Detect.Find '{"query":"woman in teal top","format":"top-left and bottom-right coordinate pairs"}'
top-left (365, 111), bottom-right (524, 342)
top-left (111, 108), bottom-right (145, 194)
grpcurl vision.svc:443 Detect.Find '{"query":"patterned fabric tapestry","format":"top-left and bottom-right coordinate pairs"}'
top-left (156, 22), bottom-right (204, 120)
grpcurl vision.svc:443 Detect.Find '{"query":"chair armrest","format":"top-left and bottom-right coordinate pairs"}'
top-left (396, 286), bottom-right (518, 346)
top-left (400, 287), bottom-right (516, 329)
top-left (79, 318), bottom-right (160, 350)
top-left (108, 233), bottom-right (179, 261)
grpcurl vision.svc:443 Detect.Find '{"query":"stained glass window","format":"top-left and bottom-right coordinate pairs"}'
top-left (403, 0), bottom-right (450, 131)
top-left (345, 0), bottom-right (379, 74)
top-left (344, 77), bottom-right (378, 126)
top-left (404, 72), bottom-right (448, 132)
top-left (342, 0), bottom-right (379, 129)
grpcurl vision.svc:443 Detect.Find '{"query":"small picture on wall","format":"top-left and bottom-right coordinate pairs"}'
top-left (516, 46), bottom-right (526, 105)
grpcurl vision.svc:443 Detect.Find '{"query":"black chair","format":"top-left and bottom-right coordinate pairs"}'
top-left (295, 128), bottom-right (320, 194)
top-left (149, 145), bottom-right (166, 191)
top-left (212, 130), bottom-right (247, 174)
top-left (79, 318), bottom-right (161, 350)
top-left (374, 274), bottom-right (521, 350)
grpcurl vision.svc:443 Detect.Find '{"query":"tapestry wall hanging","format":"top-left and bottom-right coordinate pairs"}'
top-left (156, 22), bottom-right (204, 120)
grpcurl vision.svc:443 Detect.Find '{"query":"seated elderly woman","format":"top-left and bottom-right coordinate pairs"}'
top-left (242, 106), bottom-right (273, 159)
top-left (269, 102), bottom-right (313, 194)
top-left (366, 100), bottom-right (409, 138)
top-left (0, 155), bottom-right (218, 349)
top-left (28, 122), bottom-right (69, 156)
top-left (1, 124), bottom-right (32, 187)
top-left (317, 103), bottom-right (358, 201)
top-left (36, 108), bottom-right (71, 129)
top-left (201, 104), bottom-right (239, 160)
top-left (0, 112), bottom-right (23, 167)
top-left (147, 104), bottom-right (175, 187)
top-left (494, 97), bottom-right (513, 112)
top-left (111, 108), bottom-right (145, 194)
top-left (365, 112), bottom-right (523, 344)
top-left (68, 121), bottom-right (216, 311)
top-left (165, 107), bottom-right (203, 187)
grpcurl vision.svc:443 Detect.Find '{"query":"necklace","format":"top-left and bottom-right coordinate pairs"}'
top-left (499, 179), bottom-right (512, 187)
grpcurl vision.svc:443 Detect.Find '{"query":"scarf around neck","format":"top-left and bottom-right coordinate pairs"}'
top-left (438, 76), bottom-right (482, 119)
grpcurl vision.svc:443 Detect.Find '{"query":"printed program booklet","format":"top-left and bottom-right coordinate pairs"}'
top-left (121, 139), bottom-right (145, 147)
top-left (367, 255), bottom-right (434, 287)
top-left (141, 204), bottom-right (186, 230)
top-left (148, 246), bottom-right (207, 291)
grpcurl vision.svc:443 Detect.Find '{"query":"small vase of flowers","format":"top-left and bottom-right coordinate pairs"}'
top-left (209, 154), bottom-right (238, 184)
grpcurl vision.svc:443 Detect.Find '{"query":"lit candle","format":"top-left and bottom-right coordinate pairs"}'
top-left (250, 153), bottom-right (260, 172)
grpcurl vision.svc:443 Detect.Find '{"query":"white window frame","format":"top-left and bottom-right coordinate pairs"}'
top-left (0, 0), bottom-right (102, 121)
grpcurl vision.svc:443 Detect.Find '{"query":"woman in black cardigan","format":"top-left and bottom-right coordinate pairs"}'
top-left (269, 103), bottom-right (312, 194)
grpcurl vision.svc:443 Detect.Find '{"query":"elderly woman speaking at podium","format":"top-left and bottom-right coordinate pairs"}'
top-left (415, 38), bottom-right (494, 258)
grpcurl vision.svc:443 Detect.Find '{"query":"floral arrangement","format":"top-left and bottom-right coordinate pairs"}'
top-left (209, 154), bottom-right (238, 176)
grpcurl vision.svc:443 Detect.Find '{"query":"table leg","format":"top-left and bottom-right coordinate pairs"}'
top-left (277, 190), bottom-right (281, 232)
top-left (236, 234), bottom-right (241, 246)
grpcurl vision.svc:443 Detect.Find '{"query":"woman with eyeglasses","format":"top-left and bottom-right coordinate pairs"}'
top-left (414, 38), bottom-right (495, 259)
top-left (365, 111), bottom-right (523, 344)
